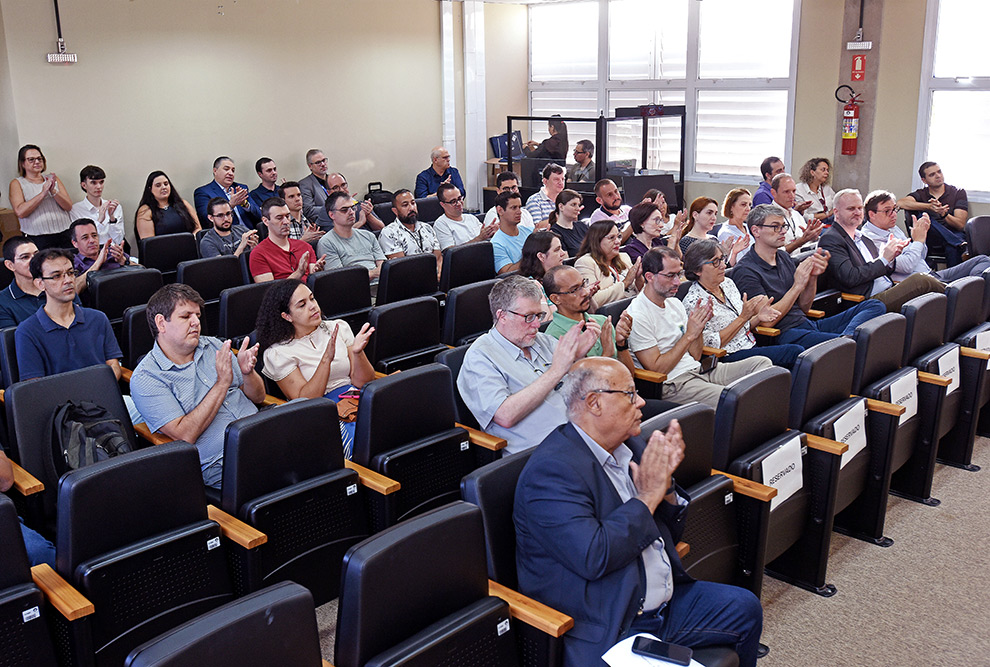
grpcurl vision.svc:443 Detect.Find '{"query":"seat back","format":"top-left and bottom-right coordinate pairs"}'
top-left (239, 247), bottom-right (253, 285)
top-left (460, 449), bottom-right (534, 589)
top-left (335, 502), bottom-right (492, 667)
top-left (377, 254), bottom-right (440, 305)
top-left (439, 243), bottom-right (496, 292)
top-left (712, 367), bottom-right (792, 471)
top-left (788, 339), bottom-right (856, 430)
top-left (434, 344), bottom-right (477, 428)
top-left (139, 233), bottom-right (198, 282)
top-left (122, 305), bottom-right (156, 369)
top-left (307, 267), bottom-right (373, 332)
top-left (640, 402), bottom-right (713, 487)
top-left (373, 202), bottom-right (396, 226)
top-left (944, 276), bottom-right (985, 342)
top-left (595, 296), bottom-right (633, 327)
top-left (366, 296), bottom-right (444, 373)
top-left (86, 268), bottom-right (164, 323)
top-left (218, 282), bottom-right (277, 343)
top-left (851, 313), bottom-right (907, 395)
top-left (177, 255), bottom-right (244, 301)
top-left (7, 365), bottom-right (137, 524)
top-left (901, 293), bottom-right (948, 365)
top-left (0, 325), bottom-right (18, 388)
top-left (442, 279), bottom-right (497, 346)
top-left (125, 582), bottom-right (322, 667)
top-left (965, 215), bottom-right (990, 256)
top-left (415, 196), bottom-right (443, 224)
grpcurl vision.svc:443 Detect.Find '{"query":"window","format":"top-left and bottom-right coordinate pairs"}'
top-left (916, 0), bottom-right (990, 196)
top-left (529, 0), bottom-right (799, 181)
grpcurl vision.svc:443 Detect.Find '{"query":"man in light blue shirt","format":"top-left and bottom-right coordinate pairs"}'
top-left (457, 275), bottom-right (600, 454)
top-left (130, 284), bottom-right (265, 488)
top-left (491, 191), bottom-right (533, 274)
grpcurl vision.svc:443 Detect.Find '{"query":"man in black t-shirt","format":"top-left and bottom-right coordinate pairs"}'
top-left (897, 162), bottom-right (968, 266)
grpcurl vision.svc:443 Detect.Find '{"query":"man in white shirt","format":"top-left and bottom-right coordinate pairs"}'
top-left (627, 246), bottom-right (771, 408)
top-left (70, 165), bottom-right (124, 244)
top-left (484, 171), bottom-right (535, 228)
top-left (433, 182), bottom-right (497, 250)
top-left (862, 189), bottom-right (990, 282)
top-left (378, 189), bottom-right (442, 272)
top-left (771, 173), bottom-right (822, 255)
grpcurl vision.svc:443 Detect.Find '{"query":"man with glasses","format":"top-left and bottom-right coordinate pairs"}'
top-left (863, 189), bottom-right (990, 282)
top-left (317, 191), bottom-right (386, 286)
top-left (626, 247), bottom-right (771, 408)
top-left (415, 146), bottom-right (465, 199)
top-left (897, 162), bottom-right (969, 267)
top-left (819, 189), bottom-right (945, 313)
top-left (327, 173), bottom-right (384, 231)
top-left (249, 197), bottom-right (326, 282)
top-left (733, 204), bottom-right (886, 349)
top-left (299, 148), bottom-right (332, 224)
top-left (458, 275), bottom-right (601, 454)
top-left (544, 265), bottom-right (625, 362)
top-left (15, 248), bottom-right (121, 382)
top-left (199, 197), bottom-right (258, 258)
top-left (566, 140), bottom-right (595, 183)
top-left (483, 171), bottom-right (536, 228)
top-left (433, 182), bottom-right (497, 250)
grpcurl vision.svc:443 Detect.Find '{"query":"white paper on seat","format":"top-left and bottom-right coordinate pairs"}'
top-left (603, 633), bottom-right (704, 667)
top-left (976, 331), bottom-right (990, 370)
top-left (761, 433), bottom-right (803, 511)
top-left (889, 369), bottom-right (918, 426)
top-left (938, 347), bottom-right (960, 395)
top-left (834, 398), bottom-right (867, 469)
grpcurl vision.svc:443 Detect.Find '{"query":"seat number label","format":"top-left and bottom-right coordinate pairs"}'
top-left (207, 537), bottom-right (221, 551)
top-left (724, 492), bottom-right (733, 505)
top-left (22, 606), bottom-right (40, 623)
top-left (346, 484), bottom-right (358, 496)
top-left (460, 441), bottom-right (470, 451)
top-left (497, 618), bottom-right (510, 636)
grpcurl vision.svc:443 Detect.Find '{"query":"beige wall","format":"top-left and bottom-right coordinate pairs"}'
top-left (0, 0), bottom-right (443, 244)
top-left (483, 3), bottom-right (529, 151)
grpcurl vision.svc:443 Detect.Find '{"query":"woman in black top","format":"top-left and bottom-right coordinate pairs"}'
top-left (523, 117), bottom-right (568, 160)
top-left (134, 170), bottom-right (201, 240)
top-left (547, 189), bottom-right (589, 255)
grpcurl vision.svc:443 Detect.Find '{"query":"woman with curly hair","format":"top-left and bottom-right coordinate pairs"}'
top-left (575, 220), bottom-right (642, 310)
top-left (795, 157), bottom-right (835, 223)
top-left (255, 279), bottom-right (375, 457)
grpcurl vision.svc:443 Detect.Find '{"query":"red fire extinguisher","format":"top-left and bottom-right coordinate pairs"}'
top-left (837, 86), bottom-right (861, 156)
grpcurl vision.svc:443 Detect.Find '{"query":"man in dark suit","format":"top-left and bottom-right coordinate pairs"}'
top-left (514, 356), bottom-right (763, 667)
top-left (819, 188), bottom-right (943, 313)
top-left (193, 156), bottom-right (261, 229)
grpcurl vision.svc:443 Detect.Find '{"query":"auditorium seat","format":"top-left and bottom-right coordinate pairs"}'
top-left (595, 295), bottom-right (633, 325)
top-left (84, 267), bottom-right (163, 343)
top-left (442, 278), bottom-right (498, 346)
top-left (307, 267), bottom-right (373, 334)
top-left (218, 281), bottom-right (277, 345)
top-left (964, 215), bottom-right (990, 257)
top-left (434, 344), bottom-right (478, 429)
top-left (176, 255), bottom-right (245, 336)
top-left (439, 242), bottom-right (497, 293)
top-left (138, 233), bottom-right (198, 284)
top-left (121, 305), bottom-right (155, 370)
top-left (376, 254), bottom-right (443, 305)
top-left (365, 296), bottom-right (448, 374)
top-left (0, 325), bottom-right (18, 389)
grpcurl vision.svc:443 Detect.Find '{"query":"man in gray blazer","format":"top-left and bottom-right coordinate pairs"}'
top-left (298, 148), bottom-right (330, 227)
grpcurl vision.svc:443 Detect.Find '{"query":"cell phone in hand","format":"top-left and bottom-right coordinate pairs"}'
top-left (631, 636), bottom-right (693, 665)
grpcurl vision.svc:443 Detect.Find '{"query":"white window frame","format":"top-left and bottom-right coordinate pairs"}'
top-left (527, 0), bottom-right (802, 183)
top-left (913, 0), bottom-right (990, 202)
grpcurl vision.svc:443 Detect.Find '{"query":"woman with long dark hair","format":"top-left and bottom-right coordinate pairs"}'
top-left (523, 116), bottom-right (568, 160)
top-left (134, 170), bottom-right (201, 240)
top-left (519, 230), bottom-right (568, 282)
top-left (255, 279), bottom-right (375, 458)
top-left (575, 220), bottom-right (642, 309)
top-left (547, 189), bottom-right (589, 255)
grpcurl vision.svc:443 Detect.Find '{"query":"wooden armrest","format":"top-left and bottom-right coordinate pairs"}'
top-left (323, 661), bottom-right (334, 667)
top-left (259, 394), bottom-right (285, 407)
top-left (960, 347), bottom-right (990, 361)
top-left (11, 461), bottom-right (43, 495)
top-left (134, 422), bottom-right (175, 446)
top-left (457, 424), bottom-right (507, 451)
top-left (344, 460), bottom-right (400, 495)
top-left (753, 326), bottom-right (780, 337)
top-left (702, 346), bottom-right (727, 358)
top-left (856, 396), bottom-right (906, 417)
top-left (0, 388), bottom-right (4, 404)
top-left (918, 371), bottom-right (951, 387)
top-left (207, 505), bottom-right (267, 549)
top-left (31, 564), bottom-right (94, 621)
top-left (805, 433), bottom-right (848, 456)
top-left (711, 469), bottom-right (776, 502)
top-left (374, 371), bottom-right (389, 379)
top-left (806, 309), bottom-right (825, 319)
top-left (675, 542), bottom-right (689, 559)
top-left (840, 293), bottom-right (865, 302)
top-left (120, 367), bottom-right (133, 382)
top-left (488, 580), bottom-right (574, 637)
top-left (633, 368), bottom-right (667, 384)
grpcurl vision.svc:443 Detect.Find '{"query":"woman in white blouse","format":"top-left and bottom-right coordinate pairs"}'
top-left (681, 239), bottom-right (802, 368)
top-left (8, 144), bottom-right (73, 249)
top-left (255, 279), bottom-right (375, 458)
top-left (795, 157), bottom-right (836, 223)
top-left (716, 188), bottom-right (754, 266)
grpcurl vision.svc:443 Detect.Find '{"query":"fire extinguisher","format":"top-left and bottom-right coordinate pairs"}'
top-left (836, 85), bottom-right (861, 156)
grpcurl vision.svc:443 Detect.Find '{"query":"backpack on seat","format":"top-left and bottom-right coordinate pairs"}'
top-left (52, 400), bottom-right (133, 474)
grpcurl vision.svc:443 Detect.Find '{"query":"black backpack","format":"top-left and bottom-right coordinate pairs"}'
top-left (365, 182), bottom-right (394, 205)
top-left (52, 400), bottom-right (133, 474)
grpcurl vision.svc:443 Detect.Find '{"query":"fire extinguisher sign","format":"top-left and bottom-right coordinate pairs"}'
top-left (852, 55), bottom-right (865, 81)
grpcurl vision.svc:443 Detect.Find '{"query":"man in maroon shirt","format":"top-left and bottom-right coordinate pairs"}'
top-left (249, 197), bottom-right (326, 282)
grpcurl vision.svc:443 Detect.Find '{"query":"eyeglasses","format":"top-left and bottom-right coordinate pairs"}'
top-left (757, 223), bottom-right (786, 233)
top-left (334, 205), bottom-right (355, 214)
top-left (552, 278), bottom-right (590, 296)
top-left (211, 211), bottom-right (233, 219)
top-left (877, 206), bottom-right (900, 216)
top-left (505, 309), bottom-right (546, 324)
top-left (41, 269), bottom-right (76, 282)
top-left (442, 196), bottom-right (464, 205)
top-left (585, 388), bottom-right (639, 404)
top-left (330, 183), bottom-right (348, 192)
top-left (657, 270), bottom-right (685, 280)
top-left (573, 150), bottom-right (588, 155)
top-left (703, 256), bottom-right (726, 268)
top-left (310, 158), bottom-right (328, 166)
top-left (24, 156), bottom-right (44, 163)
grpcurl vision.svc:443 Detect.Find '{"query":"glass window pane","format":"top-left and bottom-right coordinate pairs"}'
top-left (528, 90), bottom-right (599, 165)
top-left (933, 0), bottom-right (990, 78)
top-left (695, 90), bottom-right (787, 177)
top-left (608, 0), bottom-right (687, 81)
top-left (530, 2), bottom-right (599, 82)
top-left (928, 91), bottom-right (990, 192)
top-left (607, 91), bottom-right (685, 178)
top-left (699, 0), bottom-right (794, 79)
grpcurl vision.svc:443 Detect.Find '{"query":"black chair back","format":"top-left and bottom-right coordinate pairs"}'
top-left (416, 197), bottom-right (443, 224)
top-left (435, 344), bottom-right (476, 428)
top-left (218, 282), bottom-right (277, 344)
top-left (712, 367), bottom-right (792, 471)
top-left (788, 339), bottom-right (856, 430)
top-left (138, 233), bottom-right (198, 283)
top-left (86, 268), bottom-right (163, 324)
top-left (442, 279), bottom-right (497, 346)
top-left (944, 276), bottom-right (985, 342)
top-left (377, 254), bottom-right (441, 305)
top-left (640, 402), bottom-right (713, 487)
top-left (440, 242), bottom-right (496, 292)
top-left (901, 293), bottom-right (948, 365)
top-left (0, 261), bottom-right (12, 291)
top-left (307, 267), bottom-right (373, 333)
top-left (366, 296), bottom-right (447, 373)
top-left (595, 296), bottom-right (633, 326)
top-left (851, 313), bottom-right (907, 394)
top-left (122, 305), bottom-right (155, 369)
top-left (0, 325), bottom-right (18, 388)
top-left (964, 215), bottom-right (990, 257)
top-left (239, 247), bottom-right (253, 285)
top-left (675, 280), bottom-right (693, 301)
top-left (177, 255), bottom-right (245, 335)
top-left (373, 202), bottom-right (396, 226)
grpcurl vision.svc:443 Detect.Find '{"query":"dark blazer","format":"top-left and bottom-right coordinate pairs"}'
top-left (514, 423), bottom-right (690, 667)
top-left (193, 180), bottom-right (261, 229)
top-left (298, 173), bottom-right (330, 229)
top-left (819, 223), bottom-right (893, 297)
